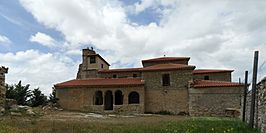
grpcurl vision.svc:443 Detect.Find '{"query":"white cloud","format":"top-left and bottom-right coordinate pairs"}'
top-left (30, 32), bottom-right (57, 48)
top-left (18, 0), bottom-right (266, 84)
top-left (0, 34), bottom-right (11, 45)
top-left (0, 50), bottom-right (78, 95)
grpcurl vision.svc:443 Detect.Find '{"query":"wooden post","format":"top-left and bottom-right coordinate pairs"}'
top-left (249, 51), bottom-right (259, 128)
top-left (242, 71), bottom-right (248, 122)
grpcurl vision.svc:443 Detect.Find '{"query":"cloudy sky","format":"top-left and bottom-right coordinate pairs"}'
top-left (0, 0), bottom-right (266, 95)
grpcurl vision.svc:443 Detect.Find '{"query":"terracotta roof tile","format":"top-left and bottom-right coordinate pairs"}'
top-left (193, 80), bottom-right (243, 88)
top-left (141, 64), bottom-right (195, 71)
top-left (98, 68), bottom-right (142, 73)
top-left (55, 78), bottom-right (144, 88)
top-left (193, 69), bottom-right (234, 74)
top-left (142, 57), bottom-right (190, 62)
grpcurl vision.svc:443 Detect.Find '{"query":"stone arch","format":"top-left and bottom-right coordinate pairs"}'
top-left (128, 91), bottom-right (140, 104)
top-left (115, 90), bottom-right (123, 105)
top-left (104, 90), bottom-right (113, 110)
top-left (94, 91), bottom-right (103, 105)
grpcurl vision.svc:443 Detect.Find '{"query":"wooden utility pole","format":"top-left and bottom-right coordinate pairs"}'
top-left (242, 71), bottom-right (248, 122)
top-left (249, 51), bottom-right (259, 128)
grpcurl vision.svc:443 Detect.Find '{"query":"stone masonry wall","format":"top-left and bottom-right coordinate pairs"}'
top-left (142, 60), bottom-right (189, 67)
top-left (193, 72), bottom-right (232, 82)
top-left (0, 66), bottom-right (8, 113)
top-left (245, 77), bottom-right (266, 133)
top-left (56, 86), bottom-right (145, 114)
top-left (143, 69), bottom-right (193, 114)
top-left (189, 86), bottom-right (242, 116)
top-left (99, 72), bottom-right (142, 78)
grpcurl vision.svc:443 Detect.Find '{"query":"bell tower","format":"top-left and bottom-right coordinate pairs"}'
top-left (77, 47), bottom-right (110, 79)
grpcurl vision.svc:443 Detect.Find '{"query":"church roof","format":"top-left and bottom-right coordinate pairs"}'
top-left (193, 69), bottom-right (233, 74)
top-left (142, 57), bottom-right (190, 62)
top-left (99, 63), bottom-right (195, 73)
top-left (193, 80), bottom-right (243, 88)
top-left (141, 64), bottom-right (195, 71)
top-left (55, 78), bottom-right (144, 88)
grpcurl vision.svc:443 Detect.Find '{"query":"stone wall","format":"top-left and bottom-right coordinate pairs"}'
top-left (189, 86), bottom-right (242, 116)
top-left (56, 86), bottom-right (145, 114)
top-left (244, 77), bottom-right (266, 132)
top-left (142, 60), bottom-right (189, 67)
top-left (99, 72), bottom-right (142, 78)
top-left (142, 69), bottom-right (193, 114)
top-left (0, 66), bottom-right (8, 113)
top-left (193, 72), bottom-right (232, 82)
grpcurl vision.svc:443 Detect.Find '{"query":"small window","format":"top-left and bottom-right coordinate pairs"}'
top-left (133, 74), bottom-right (137, 78)
top-left (204, 76), bottom-right (209, 80)
top-left (162, 74), bottom-right (170, 86)
top-left (113, 74), bottom-right (117, 78)
top-left (101, 64), bottom-right (104, 69)
top-left (128, 92), bottom-right (139, 104)
top-left (90, 56), bottom-right (96, 64)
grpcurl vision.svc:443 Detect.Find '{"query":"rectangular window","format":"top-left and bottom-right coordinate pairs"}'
top-left (101, 64), bottom-right (104, 68)
top-left (90, 56), bottom-right (96, 64)
top-left (162, 74), bottom-right (170, 86)
top-left (204, 76), bottom-right (209, 80)
top-left (113, 74), bottom-right (117, 78)
top-left (133, 74), bottom-right (137, 78)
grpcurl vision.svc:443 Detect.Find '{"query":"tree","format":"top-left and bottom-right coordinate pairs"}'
top-left (49, 87), bottom-right (58, 104)
top-left (14, 81), bottom-right (31, 105)
top-left (29, 88), bottom-right (47, 107)
top-left (6, 84), bottom-right (16, 99)
top-left (6, 81), bottom-right (31, 105)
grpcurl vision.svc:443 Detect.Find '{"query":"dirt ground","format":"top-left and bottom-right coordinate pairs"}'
top-left (39, 110), bottom-right (187, 123)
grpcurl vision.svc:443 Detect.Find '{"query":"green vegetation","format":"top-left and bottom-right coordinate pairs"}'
top-left (5, 81), bottom-right (53, 107)
top-left (6, 81), bottom-right (31, 105)
top-left (0, 116), bottom-right (258, 133)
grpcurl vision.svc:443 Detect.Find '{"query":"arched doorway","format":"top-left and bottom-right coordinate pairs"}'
top-left (104, 90), bottom-right (113, 110)
top-left (115, 90), bottom-right (123, 105)
top-left (94, 91), bottom-right (103, 105)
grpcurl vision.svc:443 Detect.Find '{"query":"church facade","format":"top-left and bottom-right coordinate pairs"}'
top-left (55, 48), bottom-right (243, 116)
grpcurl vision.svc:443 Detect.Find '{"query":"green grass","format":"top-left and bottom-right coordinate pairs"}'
top-left (0, 116), bottom-right (259, 133)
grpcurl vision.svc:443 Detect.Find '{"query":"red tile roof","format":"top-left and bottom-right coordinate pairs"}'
top-left (193, 69), bottom-right (234, 74)
top-left (193, 80), bottom-right (243, 88)
top-left (141, 64), bottom-right (195, 71)
top-left (142, 57), bottom-right (190, 62)
top-left (98, 68), bottom-right (142, 73)
top-left (55, 78), bottom-right (144, 88)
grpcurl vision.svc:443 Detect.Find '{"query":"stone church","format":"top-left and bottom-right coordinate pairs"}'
top-left (55, 48), bottom-right (243, 116)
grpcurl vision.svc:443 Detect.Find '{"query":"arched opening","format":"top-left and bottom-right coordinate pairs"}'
top-left (104, 90), bottom-right (113, 110)
top-left (94, 91), bottom-right (103, 105)
top-left (115, 90), bottom-right (123, 105)
top-left (128, 91), bottom-right (140, 104)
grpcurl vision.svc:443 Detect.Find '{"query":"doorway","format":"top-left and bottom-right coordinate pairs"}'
top-left (104, 90), bottom-right (113, 110)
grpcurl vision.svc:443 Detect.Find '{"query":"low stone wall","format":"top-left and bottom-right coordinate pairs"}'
top-left (189, 86), bottom-right (242, 116)
top-left (244, 77), bottom-right (266, 132)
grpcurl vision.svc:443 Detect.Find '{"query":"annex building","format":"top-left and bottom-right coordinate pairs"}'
top-left (55, 48), bottom-right (243, 116)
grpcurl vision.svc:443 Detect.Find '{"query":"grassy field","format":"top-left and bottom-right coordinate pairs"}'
top-left (0, 111), bottom-right (259, 133)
